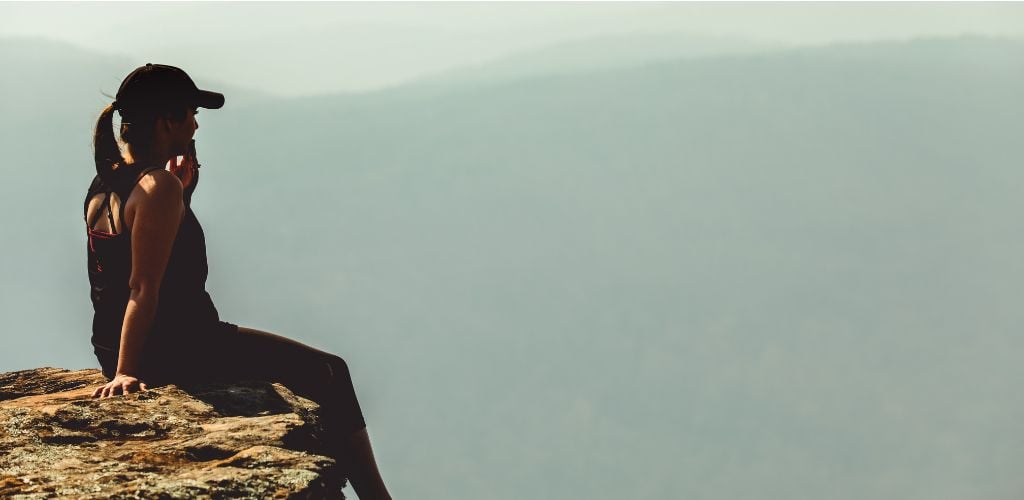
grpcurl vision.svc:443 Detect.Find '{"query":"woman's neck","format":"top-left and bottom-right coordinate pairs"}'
top-left (126, 151), bottom-right (172, 170)
top-left (126, 137), bottom-right (178, 169)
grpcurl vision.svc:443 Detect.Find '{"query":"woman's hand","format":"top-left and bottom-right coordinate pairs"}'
top-left (92, 373), bottom-right (149, 399)
top-left (168, 153), bottom-right (196, 189)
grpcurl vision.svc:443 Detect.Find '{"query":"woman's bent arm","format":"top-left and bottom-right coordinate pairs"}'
top-left (116, 169), bottom-right (184, 377)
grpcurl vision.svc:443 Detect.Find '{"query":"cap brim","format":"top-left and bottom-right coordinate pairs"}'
top-left (195, 89), bottom-right (224, 109)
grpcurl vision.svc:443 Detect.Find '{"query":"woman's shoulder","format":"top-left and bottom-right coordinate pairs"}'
top-left (123, 166), bottom-right (185, 228)
top-left (130, 167), bottom-right (184, 204)
top-left (136, 165), bottom-right (179, 185)
top-left (110, 163), bottom-right (179, 195)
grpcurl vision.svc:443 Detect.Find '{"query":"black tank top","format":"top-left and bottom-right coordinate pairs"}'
top-left (84, 161), bottom-right (220, 356)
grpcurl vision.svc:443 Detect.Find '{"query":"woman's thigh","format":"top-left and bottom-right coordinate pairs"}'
top-left (144, 322), bottom-right (347, 396)
top-left (200, 325), bottom-right (350, 402)
top-left (146, 323), bottom-right (368, 437)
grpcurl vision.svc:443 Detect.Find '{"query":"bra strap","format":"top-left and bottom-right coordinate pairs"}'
top-left (86, 191), bottom-right (113, 231)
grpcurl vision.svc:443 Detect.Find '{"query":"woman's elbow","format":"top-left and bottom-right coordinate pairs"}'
top-left (127, 281), bottom-right (161, 305)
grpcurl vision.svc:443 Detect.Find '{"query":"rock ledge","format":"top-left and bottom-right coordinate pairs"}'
top-left (0, 367), bottom-right (347, 499)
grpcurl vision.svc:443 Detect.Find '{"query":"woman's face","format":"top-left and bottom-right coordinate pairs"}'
top-left (185, 107), bottom-right (198, 141)
top-left (169, 107), bottom-right (198, 155)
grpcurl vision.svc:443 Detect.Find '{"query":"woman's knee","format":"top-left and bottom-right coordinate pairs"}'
top-left (232, 325), bottom-right (354, 384)
top-left (323, 353), bottom-right (351, 383)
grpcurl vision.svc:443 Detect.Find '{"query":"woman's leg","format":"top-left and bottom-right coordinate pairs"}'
top-left (218, 325), bottom-right (391, 500)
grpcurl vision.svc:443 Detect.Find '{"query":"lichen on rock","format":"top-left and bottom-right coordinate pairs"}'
top-left (0, 367), bottom-right (348, 499)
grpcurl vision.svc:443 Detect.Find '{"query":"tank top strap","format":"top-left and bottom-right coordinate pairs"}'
top-left (134, 166), bottom-right (167, 193)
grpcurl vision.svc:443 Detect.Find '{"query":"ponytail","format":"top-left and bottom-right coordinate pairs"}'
top-left (92, 103), bottom-right (122, 185)
top-left (92, 99), bottom-right (188, 182)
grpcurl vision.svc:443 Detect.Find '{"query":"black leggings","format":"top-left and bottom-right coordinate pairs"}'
top-left (95, 321), bottom-right (368, 453)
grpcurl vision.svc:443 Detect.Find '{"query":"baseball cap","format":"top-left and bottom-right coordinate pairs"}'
top-left (113, 63), bottom-right (224, 112)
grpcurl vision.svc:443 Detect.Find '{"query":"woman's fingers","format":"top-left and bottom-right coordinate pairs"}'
top-left (92, 379), bottom-right (147, 399)
top-left (166, 155), bottom-right (194, 188)
top-left (98, 382), bottom-right (118, 398)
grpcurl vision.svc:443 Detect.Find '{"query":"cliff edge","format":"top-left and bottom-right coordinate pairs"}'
top-left (0, 367), bottom-right (348, 499)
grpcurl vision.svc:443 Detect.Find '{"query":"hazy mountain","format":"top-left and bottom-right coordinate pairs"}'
top-left (0, 36), bottom-right (278, 130)
top-left (2, 34), bottom-right (1023, 499)
top-left (400, 31), bottom-right (782, 92)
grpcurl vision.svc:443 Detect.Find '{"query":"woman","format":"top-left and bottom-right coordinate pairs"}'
top-left (84, 63), bottom-right (392, 499)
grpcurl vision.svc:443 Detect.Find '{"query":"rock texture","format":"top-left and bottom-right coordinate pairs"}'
top-left (0, 367), bottom-right (348, 499)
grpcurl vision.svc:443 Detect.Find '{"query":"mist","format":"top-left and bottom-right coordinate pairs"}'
top-left (2, 3), bottom-right (1024, 499)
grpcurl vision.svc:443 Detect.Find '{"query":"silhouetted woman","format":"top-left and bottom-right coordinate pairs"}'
top-left (84, 63), bottom-right (392, 499)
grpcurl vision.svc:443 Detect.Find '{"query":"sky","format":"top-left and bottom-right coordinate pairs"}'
top-left (4, 3), bottom-right (1024, 499)
top-left (2, 1), bottom-right (1024, 96)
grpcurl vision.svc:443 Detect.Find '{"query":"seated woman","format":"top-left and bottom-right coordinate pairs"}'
top-left (84, 63), bottom-right (392, 499)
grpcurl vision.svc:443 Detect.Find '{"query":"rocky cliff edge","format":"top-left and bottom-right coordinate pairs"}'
top-left (0, 367), bottom-right (348, 499)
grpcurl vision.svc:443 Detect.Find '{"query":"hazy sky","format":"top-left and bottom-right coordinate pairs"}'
top-left (4, 3), bottom-right (1024, 499)
top-left (3, 2), bottom-right (1024, 96)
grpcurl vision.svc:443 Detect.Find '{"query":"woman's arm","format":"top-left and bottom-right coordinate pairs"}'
top-left (115, 169), bottom-right (185, 377)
